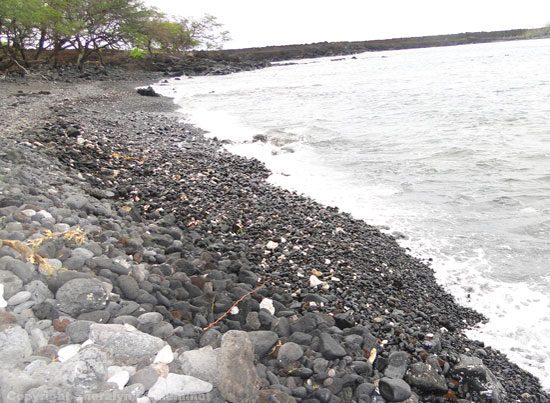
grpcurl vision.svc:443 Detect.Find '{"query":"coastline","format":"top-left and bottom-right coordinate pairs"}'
top-left (0, 73), bottom-right (548, 402)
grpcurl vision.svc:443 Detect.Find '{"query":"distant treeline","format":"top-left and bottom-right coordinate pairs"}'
top-left (0, 0), bottom-right (229, 70)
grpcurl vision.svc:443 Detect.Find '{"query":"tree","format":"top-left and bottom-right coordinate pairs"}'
top-left (63, 0), bottom-right (151, 69)
top-left (185, 14), bottom-right (230, 50)
top-left (0, 0), bottom-right (47, 66)
top-left (136, 13), bottom-right (230, 55)
top-left (0, 0), bottom-right (231, 71)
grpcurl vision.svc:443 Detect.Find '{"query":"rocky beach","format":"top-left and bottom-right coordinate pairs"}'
top-left (0, 67), bottom-right (548, 403)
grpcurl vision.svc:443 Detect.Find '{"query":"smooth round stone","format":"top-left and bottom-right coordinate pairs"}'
top-left (36, 210), bottom-right (53, 219)
top-left (53, 223), bottom-right (71, 233)
top-left (5, 222), bottom-right (23, 232)
top-left (13, 300), bottom-right (36, 314)
top-left (47, 259), bottom-right (63, 269)
top-left (277, 342), bottom-right (304, 364)
top-left (137, 312), bottom-right (163, 325)
top-left (8, 290), bottom-right (32, 306)
top-left (21, 209), bottom-right (37, 217)
top-left (71, 247), bottom-right (95, 260)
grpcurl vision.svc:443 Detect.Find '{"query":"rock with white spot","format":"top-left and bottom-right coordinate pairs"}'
top-left (309, 275), bottom-right (323, 287)
top-left (266, 241), bottom-right (279, 250)
top-left (57, 344), bottom-right (81, 362)
top-left (259, 298), bottom-right (275, 315)
top-left (148, 373), bottom-right (212, 400)
top-left (153, 344), bottom-right (174, 364)
top-left (22, 209), bottom-right (37, 217)
top-left (89, 323), bottom-right (165, 365)
top-left (107, 370), bottom-right (130, 390)
top-left (56, 278), bottom-right (109, 317)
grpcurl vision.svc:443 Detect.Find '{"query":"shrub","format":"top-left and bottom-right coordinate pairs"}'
top-left (130, 48), bottom-right (144, 59)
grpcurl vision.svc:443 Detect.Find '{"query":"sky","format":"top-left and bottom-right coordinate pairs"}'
top-left (144, 0), bottom-right (550, 49)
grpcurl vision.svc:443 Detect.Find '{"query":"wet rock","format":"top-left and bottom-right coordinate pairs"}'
top-left (319, 332), bottom-right (346, 360)
top-left (218, 330), bottom-right (260, 403)
top-left (384, 351), bottom-right (409, 379)
top-left (137, 86), bottom-right (159, 97)
top-left (379, 377), bottom-right (412, 402)
top-left (405, 362), bottom-right (448, 394)
top-left (451, 354), bottom-right (505, 401)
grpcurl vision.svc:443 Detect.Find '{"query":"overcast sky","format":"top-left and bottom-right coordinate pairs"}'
top-left (144, 0), bottom-right (550, 49)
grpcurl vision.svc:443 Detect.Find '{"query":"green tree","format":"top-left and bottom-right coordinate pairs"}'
top-left (0, 0), bottom-right (46, 66)
top-left (63, 0), bottom-right (150, 69)
top-left (135, 13), bottom-right (230, 55)
top-left (185, 14), bottom-right (230, 50)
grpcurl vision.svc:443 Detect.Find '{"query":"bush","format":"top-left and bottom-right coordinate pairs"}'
top-left (130, 48), bottom-right (144, 59)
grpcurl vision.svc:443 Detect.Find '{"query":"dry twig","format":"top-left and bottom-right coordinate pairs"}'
top-left (202, 282), bottom-right (265, 331)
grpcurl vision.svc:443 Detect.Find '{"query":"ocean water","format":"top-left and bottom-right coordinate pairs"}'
top-left (154, 38), bottom-right (550, 388)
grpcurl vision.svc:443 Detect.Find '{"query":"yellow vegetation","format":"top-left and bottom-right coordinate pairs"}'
top-left (2, 228), bottom-right (86, 275)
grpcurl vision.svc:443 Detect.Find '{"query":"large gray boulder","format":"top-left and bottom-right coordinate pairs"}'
top-left (217, 330), bottom-right (260, 403)
top-left (89, 323), bottom-right (165, 365)
top-left (56, 278), bottom-right (110, 317)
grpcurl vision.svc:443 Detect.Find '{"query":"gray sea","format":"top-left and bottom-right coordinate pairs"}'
top-left (155, 38), bottom-right (550, 387)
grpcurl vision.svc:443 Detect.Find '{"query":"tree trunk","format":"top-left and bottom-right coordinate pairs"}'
top-left (53, 41), bottom-right (61, 68)
top-left (34, 30), bottom-right (47, 60)
top-left (76, 48), bottom-right (85, 71)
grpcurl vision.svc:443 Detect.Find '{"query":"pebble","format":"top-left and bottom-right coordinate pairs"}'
top-left (379, 377), bottom-right (412, 402)
top-left (247, 330), bottom-right (279, 357)
top-left (7, 290), bottom-right (32, 305)
top-left (277, 342), bottom-right (304, 363)
top-left (319, 332), bottom-right (346, 360)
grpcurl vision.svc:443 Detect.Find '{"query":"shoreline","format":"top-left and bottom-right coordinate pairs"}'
top-left (0, 74), bottom-right (548, 402)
